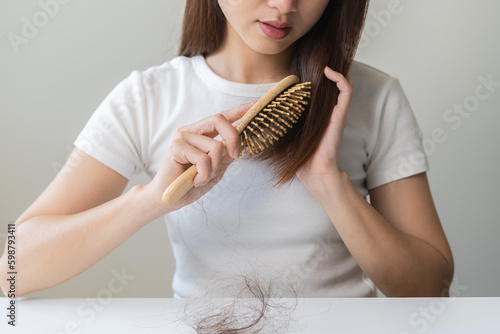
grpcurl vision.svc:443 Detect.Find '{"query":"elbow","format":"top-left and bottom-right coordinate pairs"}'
top-left (383, 283), bottom-right (450, 298)
top-left (0, 254), bottom-right (27, 298)
top-left (409, 251), bottom-right (456, 297)
top-left (437, 259), bottom-right (455, 297)
top-left (427, 249), bottom-right (455, 297)
top-left (381, 262), bottom-right (455, 298)
top-left (0, 264), bottom-right (28, 298)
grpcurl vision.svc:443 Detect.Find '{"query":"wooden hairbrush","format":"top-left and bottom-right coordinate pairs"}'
top-left (161, 75), bottom-right (311, 205)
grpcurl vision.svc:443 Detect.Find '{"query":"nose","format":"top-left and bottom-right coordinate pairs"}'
top-left (268, 0), bottom-right (298, 14)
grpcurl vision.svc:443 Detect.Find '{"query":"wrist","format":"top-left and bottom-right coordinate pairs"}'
top-left (126, 184), bottom-right (172, 224)
top-left (305, 169), bottom-right (352, 204)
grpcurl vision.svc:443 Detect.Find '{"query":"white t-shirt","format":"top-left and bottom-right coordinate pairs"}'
top-left (74, 56), bottom-right (429, 298)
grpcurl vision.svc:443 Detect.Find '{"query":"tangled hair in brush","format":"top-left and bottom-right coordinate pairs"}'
top-left (182, 275), bottom-right (298, 334)
top-left (179, 0), bottom-right (370, 184)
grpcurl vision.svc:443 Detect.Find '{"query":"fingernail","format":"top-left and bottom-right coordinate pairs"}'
top-left (233, 147), bottom-right (240, 158)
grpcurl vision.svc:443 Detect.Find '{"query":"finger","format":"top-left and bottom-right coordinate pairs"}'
top-left (205, 153), bottom-right (235, 187)
top-left (221, 101), bottom-right (256, 123)
top-left (321, 67), bottom-right (354, 148)
top-left (169, 138), bottom-right (212, 183)
top-left (186, 134), bottom-right (226, 183)
top-left (324, 66), bottom-right (353, 97)
top-left (346, 74), bottom-right (355, 88)
top-left (178, 102), bottom-right (255, 158)
top-left (184, 101), bottom-right (255, 136)
top-left (169, 135), bottom-right (226, 186)
top-left (219, 101), bottom-right (255, 157)
top-left (180, 115), bottom-right (240, 159)
top-left (324, 66), bottom-right (353, 117)
top-left (205, 114), bottom-right (242, 158)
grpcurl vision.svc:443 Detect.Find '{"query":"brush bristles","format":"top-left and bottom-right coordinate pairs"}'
top-left (240, 82), bottom-right (311, 156)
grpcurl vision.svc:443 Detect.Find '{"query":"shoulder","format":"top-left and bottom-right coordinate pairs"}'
top-left (348, 61), bottom-right (410, 120)
top-left (345, 61), bottom-right (417, 152)
top-left (112, 56), bottom-right (204, 103)
top-left (141, 56), bottom-right (199, 76)
top-left (135, 56), bottom-right (200, 87)
top-left (349, 61), bottom-right (401, 99)
top-left (349, 60), bottom-right (392, 81)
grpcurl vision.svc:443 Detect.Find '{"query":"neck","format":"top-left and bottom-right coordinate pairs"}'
top-left (205, 23), bottom-right (293, 84)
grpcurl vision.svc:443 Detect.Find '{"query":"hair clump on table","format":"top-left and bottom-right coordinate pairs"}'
top-left (182, 276), bottom-right (298, 334)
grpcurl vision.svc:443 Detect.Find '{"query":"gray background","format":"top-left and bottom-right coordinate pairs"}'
top-left (0, 0), bottom-right (498, 298)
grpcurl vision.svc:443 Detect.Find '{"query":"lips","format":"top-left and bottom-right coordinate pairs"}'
top-left (258, 21), bottom-right (292, 40)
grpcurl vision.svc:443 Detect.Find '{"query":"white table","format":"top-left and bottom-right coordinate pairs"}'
top-left (1, 297), bottom-right (499, 333)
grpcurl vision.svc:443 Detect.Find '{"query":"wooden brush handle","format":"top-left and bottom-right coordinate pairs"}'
top-left (233, 75), bottom-right (299, 133)
top-left (162, 164), bottom-right (198, 205)
top-left (161, 75), bottom-right (300, 206)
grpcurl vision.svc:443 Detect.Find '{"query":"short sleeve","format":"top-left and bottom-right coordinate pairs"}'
top-left (74, 71), bottom-right (149, 179)
top-left (365, 78), bottom-right (429, 189)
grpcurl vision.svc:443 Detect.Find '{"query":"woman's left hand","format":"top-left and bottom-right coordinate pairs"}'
top-left (297, 66), bottom-right (354, 194)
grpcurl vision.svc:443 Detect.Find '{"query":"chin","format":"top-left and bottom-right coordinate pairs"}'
top-left (249, 40), bottom-right (293, 56)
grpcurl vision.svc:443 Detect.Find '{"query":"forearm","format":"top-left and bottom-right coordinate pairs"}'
top-left (311, 172), bottom-right (453, 297)
top-left (0, 185), bottom-right (164, 297)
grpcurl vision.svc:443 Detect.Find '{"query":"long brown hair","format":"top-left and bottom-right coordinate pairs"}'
top-left (179, 0), bottom-right (369, 184)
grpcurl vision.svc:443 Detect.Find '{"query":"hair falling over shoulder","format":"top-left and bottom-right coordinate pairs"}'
top-left (179, 0), bottom-right (370, 185)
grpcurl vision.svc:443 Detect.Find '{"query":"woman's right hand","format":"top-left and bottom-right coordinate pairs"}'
top-left (0, 102), bottom-right (255, 297)
top-left (144, 101), bottom-right (254, 215)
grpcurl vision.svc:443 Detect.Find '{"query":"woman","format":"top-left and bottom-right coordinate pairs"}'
top-left (0, 0), bottom-right (453, 298)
